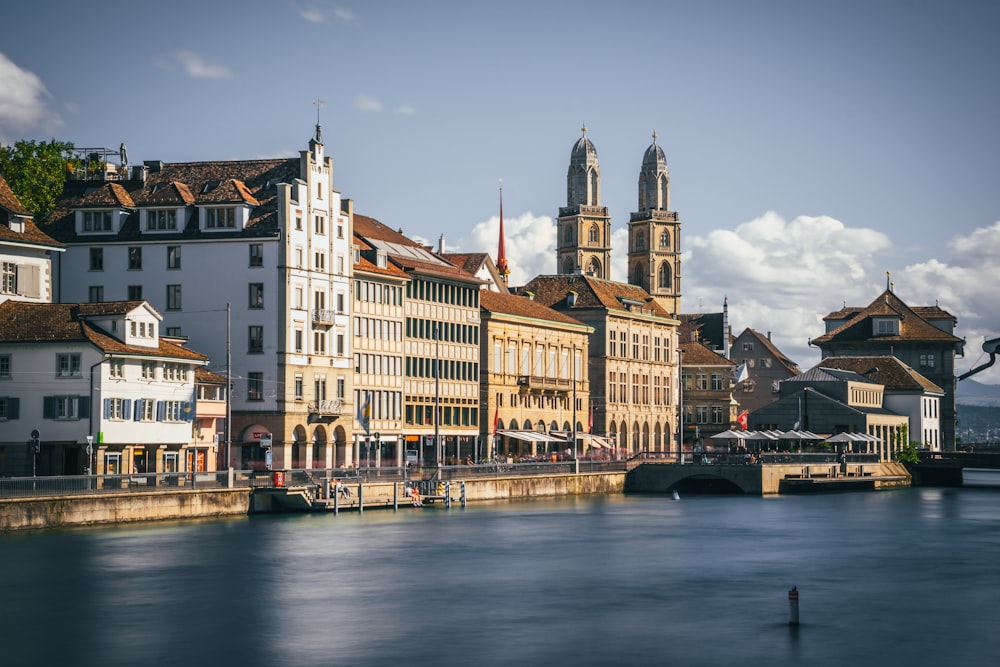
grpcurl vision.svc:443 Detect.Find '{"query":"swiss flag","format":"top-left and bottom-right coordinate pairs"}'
top-left (492, 408), bottom-right (499, 436)
top-left (737, 410), bottom-right (749, 430)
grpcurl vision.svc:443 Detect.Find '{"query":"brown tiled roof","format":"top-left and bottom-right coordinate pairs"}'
top-left (680, 339), bottom-right (733, 366)
top-left (195, 367), bottom-right (228, 384)
top-left (0, 173), bottom-right (31, 216)
top-left (813, 290), bottom-right (962, 345)
top-left (521, 274), bottom-right (672, 319)
top-left (815, 356), bottom-right (943, 393)
top-left (480, 289), bottom-right (587, 327)
top-left (0, 301), bottom-right (207, 362)
top-left (0, 218), bottom-right (65, 249)
top-left (353, 213), bottom-right (482, 283)
top-left (44, 158), bottom-right (300, 242)
top-left (77, 182), bottom-right (136, 208)
top-left (353, 213), bottom-right (424, 248)
top-left (442, 252), bottom-right (489, 275)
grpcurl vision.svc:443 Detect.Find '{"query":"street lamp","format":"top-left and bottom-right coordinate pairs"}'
top-left (86, 435), bottom-right (94, 476)
top-left (572, 345), bottom-right (579, 474)
top-left (30, 429), bottom-right (40, 477)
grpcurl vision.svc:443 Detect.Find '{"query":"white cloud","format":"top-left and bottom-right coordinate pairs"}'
top-left (355, 94), bottom-right (383, 113)
top-left (300, 8), bottom-right (325, 23)
top-left (452, 212), bottom-right (556, 286)
top-left (394, 104), bottom-right (416, 115)
top-left (0, 52), bottom-right (61, 140)
top-left (175, 51), bottom-right (232, 79)
top-left (901, 221), bottom-right (1000, 383)
top-left (332, 7), bottom-right (356, 21)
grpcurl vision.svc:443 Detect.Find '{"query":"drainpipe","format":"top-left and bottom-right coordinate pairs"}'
top-left (89, 357), bottom-right (104, 472)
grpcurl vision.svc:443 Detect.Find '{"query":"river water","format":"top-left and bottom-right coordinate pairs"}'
top-left (3, 475), bottom-right (1000, 667)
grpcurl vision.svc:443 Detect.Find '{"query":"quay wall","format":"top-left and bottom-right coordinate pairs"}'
top-left (0, 488), bottom-right (252, 532)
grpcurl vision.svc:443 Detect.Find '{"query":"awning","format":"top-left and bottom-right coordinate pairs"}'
top-left (578, 433), bottom-right (612, 449)
top-left (497, 430), bottom-right (566, 443)
top-left (710, 430), bottom-right (746, 440)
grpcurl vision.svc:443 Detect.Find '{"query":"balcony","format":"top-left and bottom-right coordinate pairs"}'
top-left (307, 398), bottom-right (344, 423)
top-left (517, 375), bottom-right (572, 393)
top-left (312, 309), bottom-right (337, 327)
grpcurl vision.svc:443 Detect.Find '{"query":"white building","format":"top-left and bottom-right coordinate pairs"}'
top-left (0, 173), bottom-right (64, 305)
top-left (45, 127), bottom-right (354, 470)
top-left (0, 300), bottom-right (207, 476)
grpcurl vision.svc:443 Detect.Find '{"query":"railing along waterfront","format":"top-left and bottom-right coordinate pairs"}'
top-left (0, 460), bottom-right (628, 499)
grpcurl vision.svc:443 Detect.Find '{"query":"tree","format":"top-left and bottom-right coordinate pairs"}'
top-left (0, 139), bottom-right (80, 222)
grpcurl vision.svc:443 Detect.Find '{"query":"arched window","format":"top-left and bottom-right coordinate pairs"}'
top-left (660, 229), bottom-right (671, 249)
top-left (563, 225), bottom-right (574, 244)
top-left (588, 224), bottom-right (599, 244)
top-left (588, 257), bottom-right (603, 278)
top-left (562, 257), bottom-right (575, 274)
top-left (632, 262), bottom-right (645, 286)
top-left (636, 230), bottom-right (645, 251)
top-left (658, 262), bottom-right (672, 288)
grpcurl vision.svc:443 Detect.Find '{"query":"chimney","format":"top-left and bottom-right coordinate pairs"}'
top-left (767, 331), bottom-right (771, 341)
top-left (438, 234), bottom-right (445, 254)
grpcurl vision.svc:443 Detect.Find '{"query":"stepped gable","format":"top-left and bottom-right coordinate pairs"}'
top-left (0, 300), bottom-right (206, 362)
top-left (816, 355), bottom-right (943, 393)
top-left (44, 157), bottom-right (299, 243)
top-left (523, 274), bottom-right (670, 318)
top-left (814, 290), bottom-right (962, 345)
top-left (480, 289), bottom-right (584, 327)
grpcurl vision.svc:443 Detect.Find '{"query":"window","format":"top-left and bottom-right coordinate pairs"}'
top-left (294, 328), bottom-right (303, 353)
top-left (295, 215), bottom-right (303, 231)
top-left (249, 243), bottom-right (263, 267)
top-left (919, 354), bottom-right (935, 368)
top-left (588, 224), bottom-right (599, 244)
top-left (337, 333), bottom-right (345, 355)
top-left (760, 358), bottom-right (772, 369)
top-left (162, 363), bottom-right (188, 382)
top-left (147, 209), bottom-right (177, 230)
top-left (0, 396), bottom-right (18, 420)
top-left (56, 353), bottom-right (82, 377)
top-left (167, 284), bottom-right (182, 310)
top-left (207, 207), bottom-right (236, 228)
top-left (128, 247), bottom-right (142, 270)
top-left (248, 325), bottom-right (264, 354)
top-left (660, 229), bottom-right (671, 249)
top-left (89, 248), bottom-right (104, 271)
top-left (125, 285), bottom-right (142, 300)
top-left (104, 452), bottom-right (122, 474)
top-left (161, 400), bottom-right (185, 421)
top-left (0, 354), bottom-right (10, 379)
top-left (337, 377), bottom-right (346, 399)
top-left (711, 374), bottom-right (725, 391)
top-left (83, 210), bottom-right (113, 232)
top-left (336, 292), bottom-right (345, 313)
top-left (711, 406), bottom-right (725, 424)
top-left (696, 406), bottom-right (708, 424)
top-left (313, 330), bottom-right (326, 354)
top-left (165, 327), bottom-right (181, 337)
top-left (249, 283), bottom-right (264, 309)
top-left (875, 318), bottom-right (899, 335)
top-left (167, 245), bottom-right (181, 269)
top-left (247, 372), bottom-right (263, 401)
top-left (743, 342), bottom-right (754, 352)
top-left (295, 374), bottom-right (303, 400)
top-left (314, 251), bottom-right (325, 271)
top-left (108, 397), bottom-right (127, 420)
top-left (314, 215), bottom-right (325, 235)
top-left (141, 361), bottom-right (156, 380)
top-left (109, 359), bottom-right (124, 379)
top-left (88, 286), bottom-right (104, 302)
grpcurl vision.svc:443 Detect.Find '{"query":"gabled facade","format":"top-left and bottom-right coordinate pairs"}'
top-left (44, 128), bottom-right (354, 471)
top-left (353, 214), bottom-right (483, 464)
top-left (479, 289), bottom-right (593, 461)
top-left (811, 286), bottom-right (964, 450)
top-left (441, 252), bottom-right (508, 293)
top-left (0, 300), bottom-right (207, 477)
top-left (521, 274), bottom-right (679, 456)
top-left (0, 173), bottom-right (64, 305)
top-left (679, 339), bottom-right (737, 447)
top-left (731, 328), bottom-right (801, 414)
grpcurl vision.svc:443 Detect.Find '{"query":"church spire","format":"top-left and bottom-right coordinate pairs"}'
top-left (497, 179), bottom-right (509, 283)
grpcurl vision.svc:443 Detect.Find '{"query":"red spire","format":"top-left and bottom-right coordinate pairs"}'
top-left (497, 179), bottom-right (510, 282)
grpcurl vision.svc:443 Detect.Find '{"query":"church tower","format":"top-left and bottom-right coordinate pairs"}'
top-left (628, 131), bottom-right (681, 316)
top-left (557, 126), bottom-right (612, 278)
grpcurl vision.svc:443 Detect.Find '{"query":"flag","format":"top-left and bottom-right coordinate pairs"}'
top-left (588, 403), bottom-right (594, 434)
top-left (492, 408), bottom-right (499, 436)
top-left (734, 362), bottom-right (749, 384)
top-left (358, 392), bottom-right (371, 435)
top-left (737, 410), bottom-right (749, 430)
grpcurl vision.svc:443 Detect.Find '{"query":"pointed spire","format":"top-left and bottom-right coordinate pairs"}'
top-left (313, 98), bottom-right (325, 143)
top-left (886, 270), bottom-right (891, 292)
top-left (497, 178), bottom-right (509, 282)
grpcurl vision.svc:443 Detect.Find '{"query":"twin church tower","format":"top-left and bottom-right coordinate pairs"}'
top-left (554, 126), bottom-right (682, 317)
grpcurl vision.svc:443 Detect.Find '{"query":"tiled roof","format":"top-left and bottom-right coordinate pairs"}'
top-left (815, 356), bottom-right (943, 393)
top-left (790, 366), bottom-right (875, 384)
top-left (679, 312), bottom-right (725, 347)
top-left (44, 158), bottom-right (300, 243)
top-left (353, 213), bottom-right (481, 283)
top-left (353, 213), bottom-right (425, 249)
top-left (521, 274), bottom-right (672, 319)
top-left (0, 301), bottom-right (207, 362)
top-left (0, 218), bottom-right (65, 249)
top-left (77, 182), bottom-right (136, 208)
top-left (0, 173), bottom-right (31, 216)
top-left (195, 367), bottom-right (228, 384)
top-left (480, 289), bottom-right (587, 328)
top-left (680, 339), bottom-right (733, 366)
top-left (442, 252), bottom-right (489, 275)
top-left (813, 289), bottom-right (962, 345)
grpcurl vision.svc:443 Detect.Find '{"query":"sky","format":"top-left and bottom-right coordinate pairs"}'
top-left (3, 0), bottom-right (999, 382)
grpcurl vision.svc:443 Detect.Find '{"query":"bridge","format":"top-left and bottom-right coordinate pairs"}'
top-left (625, 456), bottom-right (909, 495)
top-left (909, 450), bottom-right (1000, 486)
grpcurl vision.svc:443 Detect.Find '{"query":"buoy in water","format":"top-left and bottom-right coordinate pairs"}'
top-left (788, 586), bottom-right (799, 626)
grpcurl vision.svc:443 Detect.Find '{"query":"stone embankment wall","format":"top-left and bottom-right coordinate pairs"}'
top-left (1, 489), bottom-right (252, 532)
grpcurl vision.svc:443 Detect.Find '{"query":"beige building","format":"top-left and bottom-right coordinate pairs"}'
top-left (521, 275), bottom-right (679, 456)
top-left (352, 214), bottom-right (483, 465)
top-left (479, 289), bottom-right (593, 461)
top-left (679, 339), bottom-right (738, 451)
top-left (351, 236), bottom-right (408, 466)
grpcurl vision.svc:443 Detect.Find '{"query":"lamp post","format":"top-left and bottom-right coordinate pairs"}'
top-left (677, 348), bottom-right (684, 464)
top-left (434, 324), bottom-right (441, 465)
top-left (86, 435), bottom-right (94, 476)
top-left (30, 429), bottom-right (40, 477)
top-left (572, 345), bottom-right (579, 475)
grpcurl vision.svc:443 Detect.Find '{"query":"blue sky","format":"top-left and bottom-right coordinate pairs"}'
top-left (3, 0), bottom-right (999, 381)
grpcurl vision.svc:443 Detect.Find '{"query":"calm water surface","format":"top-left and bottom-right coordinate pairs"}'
top-left (3, 479), bottom-right (1000, 667)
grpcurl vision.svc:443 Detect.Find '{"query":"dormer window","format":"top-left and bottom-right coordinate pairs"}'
top-left (874, 317), bottom-right (900, 336)
top-left (376, 252), bottom-right (387, 268)
top-left (146, 209), bottom-right (178, 231)
top-left (206, 207), bottom-right (236, 228)
top-left (83, 210), bottom-right (113, 232)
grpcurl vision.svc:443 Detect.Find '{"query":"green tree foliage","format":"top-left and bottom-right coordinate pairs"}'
top-left (0, 139), bottom-right (80, 222)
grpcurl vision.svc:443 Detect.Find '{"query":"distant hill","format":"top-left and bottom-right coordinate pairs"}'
top-left (956, 379), bottom-right (1000, 407)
